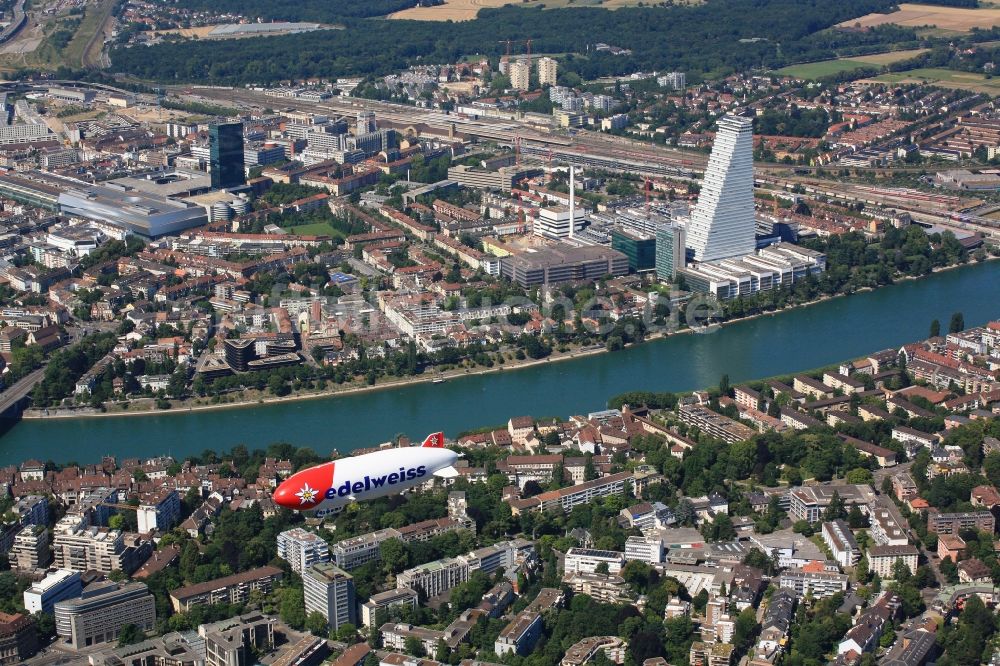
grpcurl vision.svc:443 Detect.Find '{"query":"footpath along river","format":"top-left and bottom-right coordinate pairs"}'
top-left (1, 260), bottom-right (998, 465)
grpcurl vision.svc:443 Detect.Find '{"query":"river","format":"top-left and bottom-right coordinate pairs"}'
top-left (2, 261), bottom-right (999, 465)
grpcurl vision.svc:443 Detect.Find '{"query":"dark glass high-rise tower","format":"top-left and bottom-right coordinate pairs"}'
top-left (209, 121), bottom-right (245, 189)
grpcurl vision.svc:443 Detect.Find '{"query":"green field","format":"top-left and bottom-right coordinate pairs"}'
top-left (869, 68), bottom-right (1000, 95)
top-left (776, 59), bottom-right (873, 79)
top-left (281, 222), bottom-right (344, 238)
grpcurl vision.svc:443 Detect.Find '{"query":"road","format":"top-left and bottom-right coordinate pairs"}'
top-left (0, 366), bottom-right (45, 416)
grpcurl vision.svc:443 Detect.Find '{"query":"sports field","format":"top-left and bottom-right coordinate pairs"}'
top-left (282, 223), bottom-right (344, 238)
top-left (776, 60), bottom-right (873, 79)
top-left (776, 48), bottom-right (930, 79)
top-left (865, 68), bottom-right (1000, 95)
top-left (838, 3), bottom-right (1000, 33)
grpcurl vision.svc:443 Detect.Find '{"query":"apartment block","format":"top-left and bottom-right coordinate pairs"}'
top-left (278, 527), bottom-right (331, 574)
top-left (869, 505), bottom-right (909, 547)
top-left (54, 582), bottom-right (155, 650)
top-left (170, 566), bottom-right (283, 612)
top-left (12, 524), bottom-right (50, 571)
top-left (677, 404), bottom-right (756, 444)
top-left (508, 471), bottom-right (633, 514)
top-left (867, 545), bottom-right (919, 578)
top-left (564, 548), bottom-right (625, 575)
top-left (52, 516), bottom-right (140, 575)
top-left (136, 489), bottom-right (181, 534)
top-left (787, 485), bottom-right (876, 523)
top-left (821, 520), bottom-right (860, 568)
top-left (200, 613), bottom-right (275, 666)
top-left (361, 588), bottom-right (419, 627)
top-left (303, 562), bottom-right (356, 632)
top-left (927, 511), bottom-right (995, 535)
top-left (396, 557), bottom-right (469, 599)
top-left (495, 610), bottom-right (542, 656)
top-left (778, 568), bottom-right (849, 598)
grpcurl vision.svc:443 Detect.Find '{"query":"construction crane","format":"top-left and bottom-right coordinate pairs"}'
top-left (100, 503), bottom-right (140, 510)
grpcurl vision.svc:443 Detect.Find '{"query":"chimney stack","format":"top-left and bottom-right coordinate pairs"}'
top-left (568, 165), bottom-right (575, 240)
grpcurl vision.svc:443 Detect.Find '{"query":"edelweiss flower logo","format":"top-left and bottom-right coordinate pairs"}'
top-left (295, 483), bottom-right (319, 505)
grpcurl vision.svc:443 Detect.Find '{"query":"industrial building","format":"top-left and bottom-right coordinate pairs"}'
top-left (500, 244), bottom-right (629, 287)
top-left (677, 243), bottom-right (826, 300)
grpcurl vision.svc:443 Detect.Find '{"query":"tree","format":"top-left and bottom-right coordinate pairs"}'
top-left (380, 539), bottom-right (409, 573)
top-left (949, 311), bottom-right (965, 334)
top-left (929, 319), bottom-right (940, 338)
top-left (823, 490), bottom-right (846, 522)
top-left (719, 374), bottom-right (732, 397)
top-left (336, 623), bottom-right (358, 643)
top-left (404, 636), bottom-right (426, 657)
top-left (117, 623), bottom-right (145, 646)
top-left (306, 611), bottom-right (329, 636)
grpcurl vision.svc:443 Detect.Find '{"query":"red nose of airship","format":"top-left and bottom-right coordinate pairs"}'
top-left (274, 463), bottom-right (334, 510)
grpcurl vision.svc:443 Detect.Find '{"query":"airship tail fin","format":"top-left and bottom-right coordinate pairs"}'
top-left (421, 432), bottom-right (445, 448)
top-left (433, 466), bottom-right (460, 479)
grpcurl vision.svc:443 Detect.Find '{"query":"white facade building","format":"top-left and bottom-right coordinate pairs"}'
top-left (277, 528), bottom-right (330, 575)
top-left (686, 115), bottom-right (756, 262)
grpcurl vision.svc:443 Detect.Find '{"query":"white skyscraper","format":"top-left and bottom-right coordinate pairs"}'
top-left (686, 115), bottom-right (756, 263)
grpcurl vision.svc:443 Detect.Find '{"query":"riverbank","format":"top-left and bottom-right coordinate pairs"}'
top-left (19, 256), bottom-right (999, 422)
top-left (3, 258), bottom-right (997, 463)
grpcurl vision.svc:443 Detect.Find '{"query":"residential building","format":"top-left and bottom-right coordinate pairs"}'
top-left (209, 122), bottom-right (245, 189)
top-left (677, 404), bottom-right (756, 444)
top-left (938, 534), bottom-right (966, 562)
top-left (24, 569), bottom-right (82, 614)
top-left (690, 641), bottom-right (734, 666)
top-left (508, 471), bottom-right (633, 514)
top-left (867, 545), bottom-right (919, 578)
top-left (52, 517), bottom-right (138, 575)
top-left (361, 588), bottom-right (419, 627)
top-left (562, 572), bottom-right (632, 605)
top-left (278, 527), bottom-right (331, 574)
top-left (686, 115), bottom-right (756, 262)
top-left (537, 58), bottom-right (558, 87)
top-left (787, 485), bottom-right (876, 523)
top-left (510, 60), bottom-right (531, 91)
top-left (495, 610), bottom-right (542, 656)
top-left (304, 562), bottom-right (356, 632)
top-left (381, 623), bottom-right (444, 655)
top-left (12, 524), bottom-right (50, 571)
top-left (200, 613), bottom-right (275, 666)
top-left (927, 511), bottom-right (995, 535)
top-left (869, 505), bottom-right (910, 547)
top-left (396, 557), bottom-right (470, 599)
top-left (564, 548), bottom-right (625, 575)
top-left (0, 612), bottom-right (37, 664)
top-left (821, 520), bottom-right (860, 568)
top-left (136, 489), bottom-right (181, 534)
top-left (778, 568), bottom-right (849, 598)
top-left (170, 566), bottom-right (283, 612)
top-left (54, 581), bottom-right (156, 650)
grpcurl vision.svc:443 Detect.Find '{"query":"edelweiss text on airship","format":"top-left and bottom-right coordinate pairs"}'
top-left (273, 432), bottom-right (458, 511)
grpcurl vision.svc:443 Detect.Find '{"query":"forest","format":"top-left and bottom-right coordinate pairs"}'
top-left (111, 0), bottom-right (912, 85)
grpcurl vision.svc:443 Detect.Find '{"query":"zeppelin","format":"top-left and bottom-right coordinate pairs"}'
top-left (273, 432), bottom-right (458, 512)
